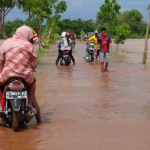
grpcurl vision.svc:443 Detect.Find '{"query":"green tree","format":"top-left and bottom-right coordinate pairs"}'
top-left (117, 9), bottom-right (144, 36)
top-left (73, 18), bottom-right (86, 35)
top-left (97, 0), bottom-right (121, 36)
top-left (18, 0), bottom-right (38, 26)
top-left (27, 0), bottom-right (67, 50)
top-left (0, 0), bottom-right (17, 38)
top-left (5, 19), bottom-right (25, 37)
top-left (114, 23), bottom-right (131, 51)
top-left (57, 18), bottom-right (96, 37)
top-left (44, 0), bottom-right (67, 45)
top-left (57, 19), bottom-right (72, 33)
top-left (84, 19), bottom-right (96, 33)
top-left (80, 30), bottom-right (85, 40)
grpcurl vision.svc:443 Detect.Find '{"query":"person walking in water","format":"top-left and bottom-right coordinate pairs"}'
top-left (96, 27), bottom-right (113, 72)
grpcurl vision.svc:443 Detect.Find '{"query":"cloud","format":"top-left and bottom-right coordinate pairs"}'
top-left (6, 7), bottom-right (27, 21)
top-left (118, 0), bottom-right (149, 20)
top-left (61, 0), bottom-right (149, 21)
top-left (61, 0), bottom-right (103, 20)
top-left (5, 0), bottom-right (150, 21)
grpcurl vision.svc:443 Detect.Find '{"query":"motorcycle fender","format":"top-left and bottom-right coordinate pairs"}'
top-left (66, 57), bottom-right (71, 62)
top-left (10, 99), bottom-right (22, 111)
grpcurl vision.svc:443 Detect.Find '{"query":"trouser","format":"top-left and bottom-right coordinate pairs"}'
top-left (69, 50), bottom-right (75, 60)
top-left (56, 49), bottom-right (63, 61)
top-left (57, 49), bottom-right (75, 62)
top-left (73, 41), bottom-right (76, 46)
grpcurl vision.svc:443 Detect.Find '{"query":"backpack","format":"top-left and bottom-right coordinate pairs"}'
top-left (60, 37), bottom-right (72, 51)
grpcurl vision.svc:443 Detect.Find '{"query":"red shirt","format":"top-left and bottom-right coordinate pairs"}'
top-left (98, 36), bottom-right (112, 53)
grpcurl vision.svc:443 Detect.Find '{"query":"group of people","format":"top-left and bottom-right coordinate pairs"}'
top-left (86, 27), bottom-right (113, 72)
top-left (0, 25), bottom-right (113, 126)
top-left (56, 27), bottom-right (113, 73)
top-left (56, 32), bottom-right (76, 65)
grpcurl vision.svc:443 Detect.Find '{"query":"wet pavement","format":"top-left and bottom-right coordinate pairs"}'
top-left (0, 40), bottom-right (150, 150)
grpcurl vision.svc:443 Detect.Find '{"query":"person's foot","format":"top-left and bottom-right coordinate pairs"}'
top-left (55, 59), bottom-right (59, 65)
top-left (36, 120), bottom-right (42, 124)
top-left (60, 61), bottom-right (63, 65)
top-left (104, 69), bottom-right (109, 72)
top-left (72, 58), bottom-right (75, 64)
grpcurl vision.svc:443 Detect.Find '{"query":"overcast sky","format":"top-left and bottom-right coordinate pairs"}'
top-left (6, 0), bottom-right (150, 22)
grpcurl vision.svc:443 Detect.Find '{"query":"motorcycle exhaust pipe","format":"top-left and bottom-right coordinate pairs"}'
top-left (25, 108), bottom-right (36, 123)
top-left (28, 109), bottom-right (36, 116)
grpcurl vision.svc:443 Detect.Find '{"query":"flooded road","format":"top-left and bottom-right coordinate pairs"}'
top-left (0, 40), bottom-right (150, 150)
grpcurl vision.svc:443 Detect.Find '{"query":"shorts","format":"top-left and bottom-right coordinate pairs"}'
top-left (100, 52), bottom-right (109, 63)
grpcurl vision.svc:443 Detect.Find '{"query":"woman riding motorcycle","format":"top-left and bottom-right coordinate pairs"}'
top-left (0, 26), bottom-right (41, 124)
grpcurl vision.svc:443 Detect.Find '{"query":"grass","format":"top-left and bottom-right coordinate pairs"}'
top-left (36, 48), bottom-right (48, 65)
top-left (121, 49), bottom-right (135, 53)
top-left (35, 40), bottom-right (57, 64)
top-left (112, 50), bottom-right (126, 60)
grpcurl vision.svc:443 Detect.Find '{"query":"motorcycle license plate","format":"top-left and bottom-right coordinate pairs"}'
top-left (63, 55), bottom-right (69, 57)
top-left (6, 91), bottom-right (27, 99)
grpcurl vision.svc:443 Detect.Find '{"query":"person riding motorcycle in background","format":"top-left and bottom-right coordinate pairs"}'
top-left (0, 26), bottom-right (41, 124)
top-left (86, 30), bottom-right (100, 61)
top-left (56, 32), bottom-right (75, 65)
top-left (56, 32), bottom-right (66, 65)
top-left (66, 32), bottom-right (75, 64)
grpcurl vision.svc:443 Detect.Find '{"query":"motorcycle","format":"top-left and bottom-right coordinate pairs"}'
top-left (86, 42), bottom-right (95, 62)
top-left (61, 50), bottom-right (71, 66)
top-left (0, 77), bottom-right (36, 132)
top-left (56, 39), bottom-right (75, 66)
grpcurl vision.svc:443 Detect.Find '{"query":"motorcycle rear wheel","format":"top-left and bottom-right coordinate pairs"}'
top-left (12, 111), bottom-right (19, 132)
top-left (91, 54), bottom-right (94, 62)
top-left (65, 62), bottom-right (70, 66)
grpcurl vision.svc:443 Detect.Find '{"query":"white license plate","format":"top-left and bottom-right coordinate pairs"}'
top-left (6, 91), bottom-right (27, 99)
top-left (63, 55), bottom-right (69, 57)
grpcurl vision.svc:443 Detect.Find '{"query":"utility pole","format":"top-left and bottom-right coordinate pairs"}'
top-left (142, 5), bottom-right (150, 64)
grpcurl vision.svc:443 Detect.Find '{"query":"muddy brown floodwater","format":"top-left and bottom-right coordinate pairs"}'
top-left (0, 39), bottom-right (150, 150)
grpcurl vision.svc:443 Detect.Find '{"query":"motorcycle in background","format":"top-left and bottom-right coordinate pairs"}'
top-left (61, 49), bottom-right (71, 66)
top-left (85, 42), bottom-right (95, 62)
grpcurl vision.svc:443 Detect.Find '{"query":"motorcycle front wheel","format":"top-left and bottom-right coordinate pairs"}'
top-left (12, 111), bottom-right (19, 132)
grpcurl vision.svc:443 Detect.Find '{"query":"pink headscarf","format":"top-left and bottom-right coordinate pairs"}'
top-left (0, 25), bottom-right (33, 55)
